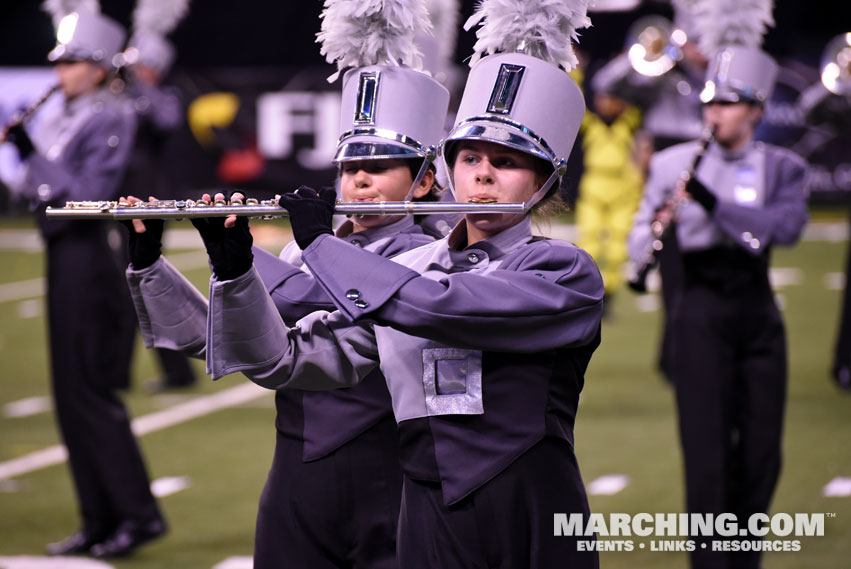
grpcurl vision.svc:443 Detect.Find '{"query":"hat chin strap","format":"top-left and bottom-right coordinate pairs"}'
top-left (352, 148), bottom-right (436, 220)
top-left (525, 160), bottom-right (566, 211)
top-left (403, 147), bottom-right (437, 202)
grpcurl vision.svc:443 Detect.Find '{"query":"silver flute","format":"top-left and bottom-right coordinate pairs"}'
top-left (45, 198), bottom-right (529, 220)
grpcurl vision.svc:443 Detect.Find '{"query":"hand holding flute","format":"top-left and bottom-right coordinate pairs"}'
top-left (120, 192), bottom-right (255, 280)
top-left (119, 196), bottom-right (165, 270)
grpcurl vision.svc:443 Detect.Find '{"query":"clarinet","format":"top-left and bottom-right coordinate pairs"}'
top-left (0, 84), bottom-right (60, 143)
top-left (627, 127), bottom-right (715, 293)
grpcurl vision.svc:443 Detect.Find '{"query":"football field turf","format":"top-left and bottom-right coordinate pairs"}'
top-left (0, 212), bottom-right (848, 568)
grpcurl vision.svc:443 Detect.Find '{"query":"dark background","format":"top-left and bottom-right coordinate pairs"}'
top-left (1, 0), bottom-right (848, 70)
top-left (1, 0), bottom-right (850, 203)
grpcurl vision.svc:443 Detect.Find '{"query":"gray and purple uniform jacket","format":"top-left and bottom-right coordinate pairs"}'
top-left (628, 140), bottom-right (809, 263)
top-left (126, 216), bottom-right (432, 460)
top-left (18, 88), bottom-right (136, 240)
top-left (257, 217), bottom-right (433, 459)
top-left (206, 218), bottom-right (605, 505)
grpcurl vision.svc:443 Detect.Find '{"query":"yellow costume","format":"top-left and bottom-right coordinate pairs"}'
top-left (576, 105), bottom-right (643, 295)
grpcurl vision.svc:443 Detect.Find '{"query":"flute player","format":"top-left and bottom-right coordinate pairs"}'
top-left (1, 3), bottom-right (166, 559)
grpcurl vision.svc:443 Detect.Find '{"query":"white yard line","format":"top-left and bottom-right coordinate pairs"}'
top-left (0, 251), bottom-right (208, 305)
top-left (212, 557), bottom-right (254, 569)
top-left (0, 278), bottom-right (45, 303)
top-left (151, 476), bottom-right (192, 498)
top-left (588, 474), bottom-right (631, 496)
top-left (0, 382), bottom-right (269, 481)
top-left (823, 476), bottom-right (851, 497)
top-left (3, 396), bottom-right (51, 418)
top-left (0, 556), bottom-right (116, 568)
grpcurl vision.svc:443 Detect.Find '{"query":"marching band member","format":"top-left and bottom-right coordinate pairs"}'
top-left (595, 4), bottom-right (709, 377)
top-left (2, 2), bottom-right (166, 558)
top-left (123, 1), bottom-right (449, 566)
top-left (204, 1), bottom-right (603, 566)
top-left (576, 83), bottom-right (645, 310)
top-left (115, 0), bottom-right (198, 392)
top-left (798, 33), bottom-right (851, 391)
top-left (628, 1), bottom-right (808, 566)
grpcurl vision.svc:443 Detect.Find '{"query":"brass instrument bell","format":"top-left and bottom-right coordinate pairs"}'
top-left (626, 16), bottom-right (687, 77)
top-left (821, 33), bottom-right (851, 96)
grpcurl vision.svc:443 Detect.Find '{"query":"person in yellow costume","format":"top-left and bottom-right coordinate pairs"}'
top-left (576, 85), bottom-right (650, 308)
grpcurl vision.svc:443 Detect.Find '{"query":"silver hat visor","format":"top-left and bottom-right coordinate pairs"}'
top-left (700, 46), bottom-right (778, 104)
top-left (700, 80), bottom-right (761, 104)
top-left (442, 116), bottom-right (558, 170)
top-left (48, 43), bottom-right (99, 63)
top-left (334, 129), bottom-right (428, 163)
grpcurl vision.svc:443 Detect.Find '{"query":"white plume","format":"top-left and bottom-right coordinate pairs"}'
top-left (425, 0), bottom-right (460, 63)
top-left (464, 0), bottom-right (592, 70)
top-left (317, 0), bottom-right (432, 82)
top-left (42, 0), bottom-right (100, 28)
top-left (670, 0), bottom-right (702, 14)
top-left (688, 0), bottom-right (774, 56)
top-left (133, 0), bottom-right (191, 36)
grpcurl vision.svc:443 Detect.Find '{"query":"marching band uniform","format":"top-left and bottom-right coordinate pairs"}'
top-left (628, 42), bottom-right (808, 569)
top-left (125, 61), bottom-right (449, 567)
top-left (252, 217), bottom-right (432, 569)
top-left (4, 6), bottom-right (165, 557)
top-left (207, 215), bottom-right (601, 568)
top-left (203, 1), bottom-right (604, 563)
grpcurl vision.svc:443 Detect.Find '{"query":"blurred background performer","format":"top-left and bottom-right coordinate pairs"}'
top-left (202, 0), bottom-right (603, 567)
top-left (797, 33), bottom-right (851, 391)
top-left (115, 0), bottom-right (198, 392)
top-left (0, 0), bottom-right (166, 559)
top-left (123, 0), bottom-right (449, 567)
top-left (575, 82), bottom-right (644, 314)
top-left (628, 0), bottom-right (809, 566)
top-left (591, 4), bottom-right (707, 152)
top-left (595, 3), bottom-right (709, 378)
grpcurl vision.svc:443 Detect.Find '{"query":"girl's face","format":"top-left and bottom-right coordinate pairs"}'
top-left (55, 61), bottom-right (105, 99)
top-left (452, 140), bottom-right (545, 244)
top-left (702, 101), bottom-right (762, 150)
top-left (340, 158), bottom-right (432, 232)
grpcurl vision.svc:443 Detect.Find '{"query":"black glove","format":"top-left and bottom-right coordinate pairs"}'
top-left (277, 186), bottom-right (336, 250)
top-left (6, 123), bottom-right (35, 159)
top-left (685, 177), bottom-right (717, 213)
top-left (190, 213), bottom-right (254, 281)
top-left (119, 218), bottom-right (164, 270)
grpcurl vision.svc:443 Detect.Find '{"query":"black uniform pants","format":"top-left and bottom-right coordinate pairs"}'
top-left (46, 231), bottom-right (162, 538)
top-left (671, 280), bottom-right (786, 569)
top-left (397, 438), bottom-right (599, 569)
top-left (658, 227), bottom-right (684, 382)
top-left (832, 218), bottom-right (851, 387)
top-left (254, 415), bottom-right (403, 569)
